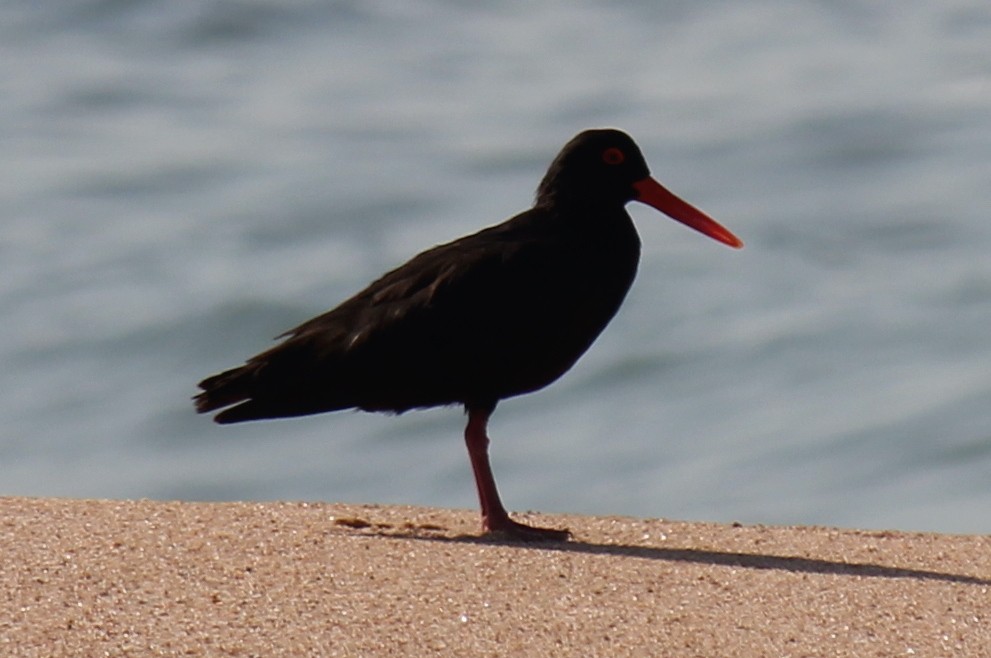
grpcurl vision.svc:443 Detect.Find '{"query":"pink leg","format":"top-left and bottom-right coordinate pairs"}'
top-left (464, 404), bottom-right (570, 541)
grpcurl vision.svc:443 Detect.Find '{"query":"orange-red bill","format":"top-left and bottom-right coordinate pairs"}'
top-left (632, 176), bottom-right (743, 249)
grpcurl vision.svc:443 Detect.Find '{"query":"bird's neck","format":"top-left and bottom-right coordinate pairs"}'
top-left (535, 189), bottom-right (629, 216)
top-left (535, 195), bottom-right (633, 230)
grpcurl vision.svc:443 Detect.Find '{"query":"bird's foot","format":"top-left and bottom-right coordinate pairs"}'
top-left (483, 515), bottom-right (571, 542)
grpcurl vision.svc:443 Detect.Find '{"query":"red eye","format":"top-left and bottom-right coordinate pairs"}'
top-left (602, 147), bottom-right (625, 165)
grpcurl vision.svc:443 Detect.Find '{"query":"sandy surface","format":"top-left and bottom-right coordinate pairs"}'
top-left (1, 497), bottom-right (989, 657)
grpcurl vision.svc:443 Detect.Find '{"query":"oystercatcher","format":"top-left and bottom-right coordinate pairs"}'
top-left (195, 128), bottom-right (742, 540)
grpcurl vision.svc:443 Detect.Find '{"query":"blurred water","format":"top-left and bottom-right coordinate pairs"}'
top-left (3, 0), bottom-right (990, 534)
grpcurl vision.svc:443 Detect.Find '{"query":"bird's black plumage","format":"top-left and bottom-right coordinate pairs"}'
top-left (195, 128), bottom-right (741, 540)
top-left (196, 130), bottom-right (646, 420)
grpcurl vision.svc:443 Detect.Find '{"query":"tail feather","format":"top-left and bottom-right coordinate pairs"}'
top-left (213, 400), bottom-right (263, 424)
top-left (194, 360), bottom-right (355, 423)
top-left (194, 366), bottom-right (254, 415)
top-left (211, 398), bottom-right (322, 424)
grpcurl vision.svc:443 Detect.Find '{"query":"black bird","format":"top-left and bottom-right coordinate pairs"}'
top-left (195, 128), bottom-right (742, 541)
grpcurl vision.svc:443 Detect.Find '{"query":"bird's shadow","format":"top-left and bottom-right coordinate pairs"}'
top-left (348, 521), bottom-right (990, 586)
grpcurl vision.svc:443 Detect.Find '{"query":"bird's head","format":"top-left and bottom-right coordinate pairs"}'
top-left (537, 128), bottom-right (743, 249)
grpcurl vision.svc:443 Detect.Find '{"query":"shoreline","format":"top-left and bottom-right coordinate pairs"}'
top-left (2, 497), bottom-right (989, 656)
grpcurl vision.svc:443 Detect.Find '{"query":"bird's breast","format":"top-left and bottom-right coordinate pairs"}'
top-left (465, 215), bottom-right (641, 400)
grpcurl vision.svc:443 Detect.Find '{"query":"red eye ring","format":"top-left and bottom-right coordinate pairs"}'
top-left (602, 147), bottom-right (625, 165)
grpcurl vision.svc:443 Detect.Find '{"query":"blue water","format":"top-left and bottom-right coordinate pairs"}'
top-left (3, 1), bottom-right (990, 534)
